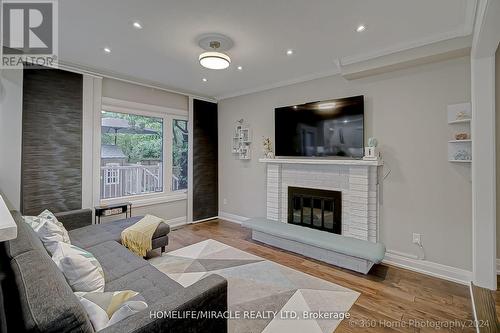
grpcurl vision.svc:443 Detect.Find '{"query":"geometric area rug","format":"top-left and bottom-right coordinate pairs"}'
top-left (149, 239), bottom-right (359, 333)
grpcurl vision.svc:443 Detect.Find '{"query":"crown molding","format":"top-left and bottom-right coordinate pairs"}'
top-left (217, 2), bottom-right (476, 101)
top-left (340, 36), bottom-right (471, 80)
top-left (463, 0), bottom-right (478, 35)
top-left (215, 68), bottom-right (341, 101)
top-left (341, 30), bottom-right (470, 67)
top-left (58, 60), bottom-right (217, 103)
top-left (341, 1), bottom-right (476, 66)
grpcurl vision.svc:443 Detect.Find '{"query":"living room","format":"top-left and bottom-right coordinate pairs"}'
top-left (0, 0), bottom-right (499, 332)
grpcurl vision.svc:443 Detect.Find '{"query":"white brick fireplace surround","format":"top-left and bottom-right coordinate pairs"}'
top-left (260, 158), bottom-right (383, 243)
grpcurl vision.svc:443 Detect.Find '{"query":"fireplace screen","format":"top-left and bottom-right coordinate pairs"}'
top-left (288, 187), bottom-right (341, 234)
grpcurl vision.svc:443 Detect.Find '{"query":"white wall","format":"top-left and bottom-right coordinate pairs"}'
top-left (219, 57), bottom-right (472, 271)
top-left (0, 69), bottom-right (23, 210)
top-left (496, 45), bottom-right (500, 260)
top-left (102, 79), bottom-right (188, 111)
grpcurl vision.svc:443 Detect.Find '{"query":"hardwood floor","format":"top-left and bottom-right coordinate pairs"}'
top-left (161, 219), bottom-right (498, 333)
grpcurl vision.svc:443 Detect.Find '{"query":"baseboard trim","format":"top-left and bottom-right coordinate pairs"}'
top-left (216, 212), bottom-right (473, 285)
top-left (190, 216), bottom-right (218, 224)
top-left (218, 211), bottom-right (250, 225)
top-left (166, 216), bottom-right (187, 229)
top-left (383, 250), bottom-right (472, 285)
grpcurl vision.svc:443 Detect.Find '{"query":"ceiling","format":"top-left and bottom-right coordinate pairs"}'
top-left (59, 0), bottom-right (475, 99)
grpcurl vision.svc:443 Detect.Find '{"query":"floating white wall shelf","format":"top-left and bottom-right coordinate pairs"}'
top-left (232, 121), bottom-right (252, 160)
top-left (447, 103), bottom-right (472, 164)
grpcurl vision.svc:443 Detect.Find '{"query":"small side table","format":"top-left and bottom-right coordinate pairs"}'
top-left (94, 202), bottom-right (132, 224)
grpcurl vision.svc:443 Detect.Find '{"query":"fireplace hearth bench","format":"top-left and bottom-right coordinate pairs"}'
top-left (242, 218), bottom-right (386, 274)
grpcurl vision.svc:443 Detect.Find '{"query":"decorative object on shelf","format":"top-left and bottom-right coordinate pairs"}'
top-left (447, 103), bottom-right (472, 123)
top-left (262, 137), bottom-right (274, 159)
top-left (232, 119), bottom-right (252, 160)
top-left (455, 111), bottom-right (471, 121)
top-left (454, 132), bottom-right (469, 140)
top-left (363, 137), bottom-right (380, 161)
top-left (453, 150), bottom-right (472, 161)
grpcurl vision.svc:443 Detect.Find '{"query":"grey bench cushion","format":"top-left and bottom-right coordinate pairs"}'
top-left (86, 241), bottom-right (149, 283)
top-left (243, 218), bottom-right (386, 263)
top-left (105, 265), bottom-right (183, 304)
top-left (69, 216), bottom-right (170, 249)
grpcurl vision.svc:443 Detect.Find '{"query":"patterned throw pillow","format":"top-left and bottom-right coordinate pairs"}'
top-left (75, 290), bottom-right (148, 331)
top-left (52, 242), bottom-right (105, 292)
top-left (38, 209), bottom-right (71, 243)
top-left (23, 210), bottom-right (71, 253)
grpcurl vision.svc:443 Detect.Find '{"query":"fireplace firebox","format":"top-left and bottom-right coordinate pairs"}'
top-left (288, 187), bottom-right (341, 234)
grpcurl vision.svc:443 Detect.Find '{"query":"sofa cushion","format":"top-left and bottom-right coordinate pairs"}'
top-left (52, 242), bottom-right (105, 292)
top-left (105, 265), bottom-right (183, 304)
top-left (38, 209), bottom-right (72, 243)
top-left (8, 249), bottom-right (94, 333)
top-left (3, 210), bottom-right (47, 259)
top-left (86, 241), bottom-right (149, 283)
top-left (69, 216), bottom-right (170, 249)
top-left (75, 290), bottom-right (148, 331)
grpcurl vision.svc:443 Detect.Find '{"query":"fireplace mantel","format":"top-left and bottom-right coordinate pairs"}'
top-left (262, 157), bottom-right (382, 243)
top-left (259, 158), bottom-right (383, 166)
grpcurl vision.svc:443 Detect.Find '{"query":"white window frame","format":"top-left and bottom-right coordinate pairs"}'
top-left (171, 117), bottom-right (189, 192)
top-left (98, 98), bottom-right (188, 207)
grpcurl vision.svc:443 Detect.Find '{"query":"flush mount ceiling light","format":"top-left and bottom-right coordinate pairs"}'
top-left (197, 33), bottom-right (234, 70)
top-left (199, 41), bottom-right (231, 69)
top-left (103, 47), bottom-right (112, 54)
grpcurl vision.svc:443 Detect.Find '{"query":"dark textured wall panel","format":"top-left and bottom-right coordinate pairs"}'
top-left (193, 99), bottom-right (218, 221)
top-left (21, 69), bottom-right (83, 215)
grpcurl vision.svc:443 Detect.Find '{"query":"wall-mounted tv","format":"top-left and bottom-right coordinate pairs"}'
top-left (275, 95), bottom-right (364, 158)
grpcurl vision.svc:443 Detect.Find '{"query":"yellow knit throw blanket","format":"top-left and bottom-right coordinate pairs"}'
top-left (121, 215), bottom-right (163, 257)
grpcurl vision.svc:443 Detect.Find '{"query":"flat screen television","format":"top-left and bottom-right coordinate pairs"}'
top-left (275, 95), bottom-right (364, 158)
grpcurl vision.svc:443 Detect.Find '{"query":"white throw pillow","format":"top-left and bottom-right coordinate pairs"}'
top-left (38, 209), bottom-right (71, 243)
top-left (75, 290), bottom-right (147, 331)
top-left (52, 242), bottom-right (105, 292)
top-left (35, 218), bottom-right (67, 254)
top-left (23, 210), bottom-right (71, 254)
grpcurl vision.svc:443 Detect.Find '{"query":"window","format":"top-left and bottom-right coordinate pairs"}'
top-left (172, 119), bottom-right (188, 191)
top-left (99, 99), bottom-right (189, 203)
top-left (100, 111), bottom-right (164, 199)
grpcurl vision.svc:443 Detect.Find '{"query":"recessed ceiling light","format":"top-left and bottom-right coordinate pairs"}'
top-left (202, 78), bottom-right (208, 82)
top-left (286, 49), bottom-right (294, 55)
top-left (237, 66), bottom-right (243, 70)
top-left (132, 21), bottom-right (143, 29)
top-left (103, 47), bottom-right (112, 54)
top-left (356, 25), bottom-right (366, 32)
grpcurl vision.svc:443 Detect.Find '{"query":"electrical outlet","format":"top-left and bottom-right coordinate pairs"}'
top-left (223, 198), bottom-right (228, 205)
top-left (412, 233), bottom-right (422, 246)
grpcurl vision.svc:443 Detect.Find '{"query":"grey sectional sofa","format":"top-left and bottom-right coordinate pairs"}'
top-left (64, 212), bottom-right (171, 254)
top-left (0, 211), bottom-right (228, 333)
